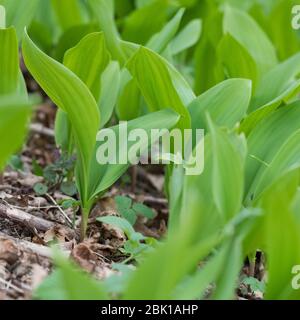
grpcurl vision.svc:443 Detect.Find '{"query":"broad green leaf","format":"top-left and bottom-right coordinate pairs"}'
top-left (215, 34), bottom-right (257, 88)
top-left (0, 0), bottom-right (40, 39)
top-left (266, 0), bottom-right (300, 60)
top-left (122, 0), bottom-right (168, 45)
top-left (123, 233), bottom-right (219, 299)
top-left (53, 24), bottom-right (99, 62)
top-left (170, 19), bottom-right (202, 55)
top-left (212, 238), bottom-right (243, 300)
top-left (116, 72), bottom-right (141, 121)
top-left (259, 171), bottom-right (300, 299)
top-left (188, 79), bottom-right (252, 131)
top-left (250, 52), bottom-right (300, 112)
top-left (180, 136), bottom-right (220, 243)
top-left (223, 6), bottom-right (277, 78)
top-left (64, 32), bottom-right (110, 101)
top-left (87, 109), bottom-right (180, 201)
top-left (147, 8), bottom-right (185, 54)
top-left (0, 5), bottom-right (5, 27)
top-left (173, 243), bottom-right (227, 299)
top-left (22, 30), bottom-right (100, 206)
top-left (0, 96), bottom-right (31, 170)
top-left (54, 110), bottom-right (73, 154)
top-left (251, 130), bottom-right (300, 202)
top-left (241, 79), bottom-right (300, 135)
top-left (208, 117), bottom-right (245, 222)
top-left (97, 216), bottom-right (135, 239)
top-left (132, 203), bottom-right (155, 219)
top-left (115, 195), bottom-right (132, 211)
top-left (34, 250), bottom-right (108, 300)
top-left (127, 46), bottom-right (192, 131)
top-left (0, 26), bottom-right (19, 94)
top-left (194, 7), bottom-right (223, 94)
top-left (51, 0), bottom-right (83, 31)
top-left (99, 61), bottom-right (121, 128)
top-left (88, 0), bottom-right (126, 64)
top-left (245, 102), bottom-right (300, 204)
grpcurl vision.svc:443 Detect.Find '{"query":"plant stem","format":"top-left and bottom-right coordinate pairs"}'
top-left (80, 207), bottom-right (90, 242)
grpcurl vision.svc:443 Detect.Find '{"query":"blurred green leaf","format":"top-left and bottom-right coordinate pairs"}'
top-left (188, 78), bottom-right (252, 131)
top-left (35, 250), bottom-right (108, 300)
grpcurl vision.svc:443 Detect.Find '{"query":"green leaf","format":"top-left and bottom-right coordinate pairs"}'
top-left (245, 102), bottom-right (300, 204)
top-left (147, 8), bottom-right (185, 54)
top-left (215, 34), bottom-right (257, 88)
top-left (60, 181), bottom-right (77, 197)
top-left (242, 276), bottom-right (265, 294)
top-left (170, 19), bottom-right (202, 55)
top-left (51, 0), bottom-right (83, 31)
top-left (0, 26), bottom-right (19, 94)
top-left (97, 216), bottom-right (135, 239)
top-left (212, 238), bottom-right (243, 299)
top-left (99, 61), bottom-right (121, 128)
top-left (122, 0), bottom-right (168, 45)
top-left (0, 96), bottom-right (31, 170)
top-left (0, 5), bottom-right (5, 28)
top-left (64, 32), bottom-right (110, 101)
top-left (123, 233), bottom-right (219, 299)
top-left (34, 183), bottom-right (48, 196)
top-left (208, 117), bottom-right (245, 223)
top-left (223, 6), bottom-right (277, 78)
top-left (0, 0), bottom-right (40, 39)
top-left (250, 52), bottom-right (300, 112)
top-left (88, 0), bottom-right (126, 64)
top-left (55, 32), bottom-right (110, 153)
top-left (34, 250), bottom-right (108, 300)
top-left (116, 71), bottom-right (141, 121)
top-left (115, 195), bottom-right (132, 211)
top-left (188, 79), bottom-right (252, 131)
top-left (87, 109), bottom-right (180, 201)
top-left (53, 24), bottom-right (99, 62)
top-left (127, 46), bottom-right (192, 131)
top-left (173, 243), bottom-right (227, 299)
top-left (132, 203), bottom-right (155, 219)
top-left (265, 0), bottom-right (300, 61)
top-left (259, 171), bottom-right (300, 299)
top-left (22, 30), bottom-right (100, 207)
top-left (122, 209), bottom-right (137, 226)
top-left (240, 79), bottom-right (300, 136)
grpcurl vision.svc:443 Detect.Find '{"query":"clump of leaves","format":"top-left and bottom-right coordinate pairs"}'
top-left (97, 216), bottom-right (157, 263)
top-left (115, 195), bottom-right (155, 225)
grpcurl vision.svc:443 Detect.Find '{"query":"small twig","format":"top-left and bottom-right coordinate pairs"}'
top-left (0, 232), bottom-right (71, 258)
top-left (45, 193), bottom-right (73, 227)
top-left (30, 123), bottom-right (54, 138)
top-left (124, 192), bottom-right (168, 206)
top-left (0, 185), bottom-right (18, 191)
top-left (0, 277), bottom-right (24, 294)
top-left (0, 203), bottom-right (56, 232)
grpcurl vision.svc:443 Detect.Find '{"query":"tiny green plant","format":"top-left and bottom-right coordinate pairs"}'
top-left (115, 195), bottom-right (155, 225)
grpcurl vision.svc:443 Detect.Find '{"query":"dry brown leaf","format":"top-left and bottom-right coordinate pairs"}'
top-left (0, 240), bottom-right (20, 265)
top-left (71, 243), bottom-right (98, 273)
top-left (44, 225), bottom-right (71, 244)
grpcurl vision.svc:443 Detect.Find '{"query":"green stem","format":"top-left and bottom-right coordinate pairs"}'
top-left (80, 207), bottom-right (90, 242)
